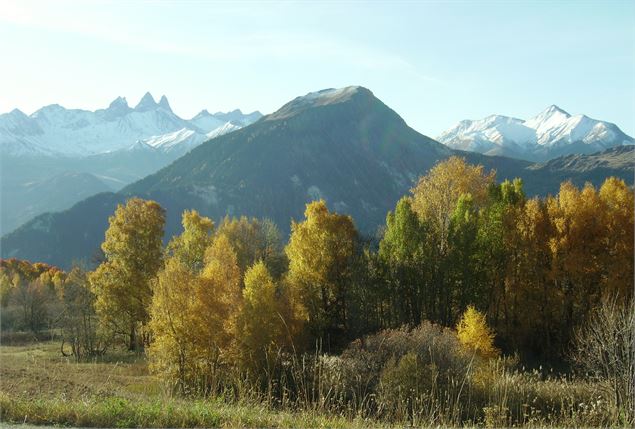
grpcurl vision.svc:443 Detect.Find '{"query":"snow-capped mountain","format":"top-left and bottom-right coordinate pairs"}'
top-left (438, 106), bottom-right (634, 161)
top-left (0, 93), bottom-right (262, 235)
top-left (0, 93), bottom-right (262, 157)
top-left (127, 123), bottom-right (241, 157)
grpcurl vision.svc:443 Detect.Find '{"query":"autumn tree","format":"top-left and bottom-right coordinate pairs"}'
top-left (546, 182), bottom-right (607, 348)
top-left (598, 177), bottom-right (634, 301)
top-left (13, 279), bottom-right (48, 333)
top-left (409, 157), bottom-right (496, 324)
top-left (234, 261), bottom-right (297, 374)
top-left (411, 156), bottom-right (495, 257)
top-left (498, 196), bottom-right (558, 355)
top-left (215, 216), bottom-right (287, 280)
top-left (89, 198), bottom-right (165, 350)
top-left (166, 210), bottom-right (214, 274)
top-left (147, 257), bottom-right (201, 392)
top-left (0, 259), bottom-right (66, 332)
top-left (286, 200), bottom-right (358, 345)
top-left (456, 305), bottom-right (499, 359)
top-left (0, 270), bottom-right (11, 308)
top-left (189, 234), bottom-right (242, 391)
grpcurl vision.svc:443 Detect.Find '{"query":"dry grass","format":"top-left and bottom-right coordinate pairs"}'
top-left (0, 340), bottom-right (629, 428)
top-left (0, 341), bottom-right (373, 428)
top-left (0, 342), bottom-right (158, 400)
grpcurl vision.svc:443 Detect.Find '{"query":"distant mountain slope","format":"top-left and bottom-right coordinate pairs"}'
top-left (124, 86), bottom-right (450, 235)
top-left (2, 87), bottom-right (632, 269)
top-left (438, 105), bottom-right (633, 161)
top-left (1, 171), bottom-right (114, 237)
top-left (0, 94), bottom-right (261, 234)
top-left (522, 145), bottom-right (634, 193)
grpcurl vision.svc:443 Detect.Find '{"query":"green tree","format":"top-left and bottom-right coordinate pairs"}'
top-left (379, 197), bottom-right (430, 325)
top-left (410, 157), bottom-right (496, 324)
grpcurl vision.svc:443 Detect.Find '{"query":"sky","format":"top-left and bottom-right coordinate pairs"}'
top-left (1, 0), bottom-right (634, 137)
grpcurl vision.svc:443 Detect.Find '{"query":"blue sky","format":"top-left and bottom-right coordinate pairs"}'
top-left (1, 0), bottom-right (634, 136)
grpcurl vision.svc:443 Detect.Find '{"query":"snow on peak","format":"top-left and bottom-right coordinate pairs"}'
top-left (438, 105), bottom-right (633, 161)
top-left (543, 105), bottom-right (569, 116)
top-left (139, 128), bottom-right (200, 151)
top-left (0, 94), bottom-right (261, 157)
top-left (206, 121), bottom-right (241, 139)
top-left (265, 86), bottom-right (370, 121)
top-left (523, 105), bottom-right (571, 139)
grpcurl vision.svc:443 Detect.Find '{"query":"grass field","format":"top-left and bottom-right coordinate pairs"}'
top-left (0, 340), bottom-right (627, 428)
top-left (0, 341), bottom-right (371, 428)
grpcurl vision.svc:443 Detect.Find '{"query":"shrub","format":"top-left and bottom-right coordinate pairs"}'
top-left (456, 305), bottom-right (499, 359)
top-left (571, 298), bottom-right (635, 425)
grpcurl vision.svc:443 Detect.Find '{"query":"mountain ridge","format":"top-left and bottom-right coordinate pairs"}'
top-left (0, 94), bottom-right (263, 234)
top-left (438, 105), bottom-right (633, 161)
top-left (2, 86), bottom-right (632, 269)
top-left (0, 93), bottom-right (263, 157)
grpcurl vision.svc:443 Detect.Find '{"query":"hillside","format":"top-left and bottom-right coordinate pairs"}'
top-left (2, 87), bottom-right (633, 269)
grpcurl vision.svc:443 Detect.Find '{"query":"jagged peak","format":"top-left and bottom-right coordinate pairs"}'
top-left (108, 96), bottom-right (129, 109)
top-left (537, 104), bottom-right (571, 118)
top-left (191, 109), bottom-right (211, 120)
top-left (134, 92), bottom-right (157, 111)
top-left (158, 95), bottom-right (172, 112)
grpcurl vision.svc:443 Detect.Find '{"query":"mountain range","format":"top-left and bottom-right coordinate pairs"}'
top-left (438, 105), bottom-right (633, 161)
top-left (0, 94), bottom-right (262, 233)
top-left (2, 86), bottom-right (633, 269)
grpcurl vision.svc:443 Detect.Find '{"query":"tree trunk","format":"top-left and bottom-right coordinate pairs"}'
top-left (128, 324), bottom-right (136, 351)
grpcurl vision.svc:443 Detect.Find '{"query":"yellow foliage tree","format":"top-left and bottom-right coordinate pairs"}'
top-left (215, 216), bottom-right (286, 280)
top-left (147, 257), bottom-right (200, 393)
top-left (547, 182), bottom-right (607, 338)
top-left (166, 210), bottom-right (214, 274)
top-left (456, 305), bottom-right (499, 359)
top-left (234, 261), bottom-right (295, 373)
top-left (411, 156), bottom-right (495, 255)
top-left (598, 177), bottom-right (634, 300)
top-left (285, 200), bottom-right (357, 341)
top-left (189, 234), bottom-right (242, 387)
top-left (89, 198), bottom-right (165, 350)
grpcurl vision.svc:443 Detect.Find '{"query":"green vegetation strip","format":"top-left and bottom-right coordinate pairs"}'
top-left (0, 393), bottom-right (372, 429)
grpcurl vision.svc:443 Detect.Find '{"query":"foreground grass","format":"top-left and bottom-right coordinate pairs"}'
top-left (0, 393), bottom-right (372, 428)
top-left (0, 341), bottom-right (627, 428)
top-left (0, 342), bottom-right (372, 428)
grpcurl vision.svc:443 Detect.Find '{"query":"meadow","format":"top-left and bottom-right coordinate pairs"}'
top-left (1, 160), bottom-right (632, 428)
top-left (0, 336), bottom-right (626, 429)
